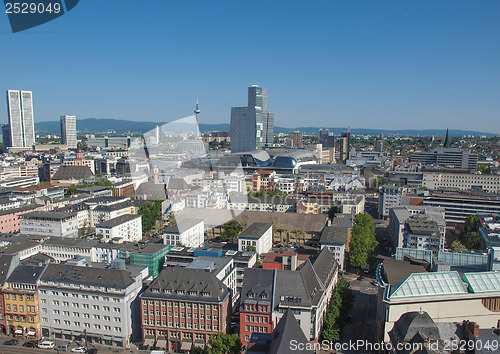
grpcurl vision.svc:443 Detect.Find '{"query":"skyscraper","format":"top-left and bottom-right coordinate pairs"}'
top-left (230, 85), bottom-right (274, 153)
top-left (60, 115), bottom-right (77, 149)
top-left (5, 90), bottom-right (35, 149)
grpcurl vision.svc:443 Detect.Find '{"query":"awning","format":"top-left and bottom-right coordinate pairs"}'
top-left (27, 331), bottom-right (36, 336)
top-left (194, 340), bottom-right (205, 348)
top-left (143, 337), bottom-right (155, 347)
top-left (62, 330), bottom-right (72, 335)
top-left (15, 329), bottom-right (23, 334)
top-left (156, 338), bottom-right (167, 348)
top-left (53, 329), bottom-right (62, 333)
top-left (180, 341), bottom-right (192, 351)
top-left (103, 335), bottom-right (112, 340)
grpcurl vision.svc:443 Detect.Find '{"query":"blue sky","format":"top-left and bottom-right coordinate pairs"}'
top-left (1, 0), bottom-right (500, 132)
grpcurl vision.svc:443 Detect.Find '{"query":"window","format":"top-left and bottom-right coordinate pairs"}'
top-left (104, 325), bottom-right (111, 331)
top-left (54, 319), bottom-right (60, 324)
top-left (93, 324), bottom-right (100, 329)
top-left (115, 327), bottom-right (121, 332)
top-left (92, 305), bottom-right (99, 310)
top-left (73, 312), bottom-right (79, 317)
top-left (74, 321), bottom-right (80, 327)
top-left (114, 317), bottom-right (121, 323)
top-left (84, 323), bottom-right (90, 328)
top-left (82, 304), bottom-right (89, 309)
top-left (83, 313), bottom-right (89, 318)
top-left (113, 307), bottom-right (120, 313)
top-left (104, 316), bottom-right (110, 321)
top-left (103, 306), bottom-right (110, 311)
top-left (93, 314), bottom-right (100, 320)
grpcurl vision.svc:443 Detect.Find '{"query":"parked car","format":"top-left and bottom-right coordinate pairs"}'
top-left (23, 340), bottom-right (38, 348)
top-left (3, 339), bottom-right (19, 345)
top-left (71, 347), bottom-right (87, 353)
top-left (38, 340), bottom-right (55, 349)
top-left (371, 280), bottom-right (379, 286)
top-left (56, 344), bottom-right (69, 351)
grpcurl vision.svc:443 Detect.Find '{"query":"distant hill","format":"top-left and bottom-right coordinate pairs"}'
top-left (34, 118), bottom-right (497, 137)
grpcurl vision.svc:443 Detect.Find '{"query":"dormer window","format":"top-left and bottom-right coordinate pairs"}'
top-left (247, 291), bottom-right (255, 299)
top-left (260, 291), bottom-right (267, 299)
top-left (202, 292), bottom-right (210, 297)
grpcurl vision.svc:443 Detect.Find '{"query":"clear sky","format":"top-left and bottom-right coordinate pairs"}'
top-left (1, 0), bottom-right (499, 133)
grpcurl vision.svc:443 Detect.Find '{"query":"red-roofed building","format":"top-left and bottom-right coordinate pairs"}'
top-left (262, 251), bottom-right (309, 271)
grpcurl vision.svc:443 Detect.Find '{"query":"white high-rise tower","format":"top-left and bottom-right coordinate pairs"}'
top-left (60, 115), bottom-right (77, 149)
top-left (5, 90), bottom-right (35, 149)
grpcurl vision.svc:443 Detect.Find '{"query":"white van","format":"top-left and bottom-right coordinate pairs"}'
top-left (38, 340), bottom-right (55, 349)
top-left (150, 351), bottom-right (166, 354)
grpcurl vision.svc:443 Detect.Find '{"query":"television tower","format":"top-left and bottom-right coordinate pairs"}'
top-left (194, 99), bottom-right (201, 137)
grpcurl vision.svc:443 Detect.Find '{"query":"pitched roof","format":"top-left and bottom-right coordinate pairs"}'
top-left (52, 165), bottom-right (94, 180)
top-left (268, 308), bottom-right (313, 354)
top-left (311, 247), bottom-right (338, 286)
top-left (238, 223), bottom-right (272, 239)
top-left (0, 255), bottom-right (18, 286)
top-left (142, 267), bottom-right (230, 302)
top-left (319, 225), bottom-right (349, 245)
top-left (7, 265), bottom-right (46, 284)
top-left (95, 214), bottom-right (141, 228)
top-left (463, 271), bottom-right (500, 294)
top-left (240, 268), bottom-right (274, 309)
top-left (390, 311), bottom-right (440, 342)
top-left (40, 263), bottom-right (135, 289)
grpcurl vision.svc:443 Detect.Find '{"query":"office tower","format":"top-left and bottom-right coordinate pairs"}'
top-left (231, 85), bottom-right (274, 153)
top-left (375, 140), bottom-right (384, 152)
top-left (6, 90), bottom-right (35, 149)
top-left (339, 129), bottom-right (351, 163)
top-left (2, 125), bottom-right (11, 152)
top-left (287, 131), bottom-right (303, 148)
top-left (60, 115), bottom-right (77, 149)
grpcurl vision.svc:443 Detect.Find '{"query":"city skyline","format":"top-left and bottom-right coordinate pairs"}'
top-left (1, 1), bottom-right (500, 133)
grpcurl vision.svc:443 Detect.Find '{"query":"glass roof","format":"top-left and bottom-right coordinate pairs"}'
top-left (463, 271), bottom-right (500, 293)
top-left (389, 271), bottom-right (468, 298)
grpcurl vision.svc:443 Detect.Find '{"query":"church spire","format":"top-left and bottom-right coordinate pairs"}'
top-left (443, 128), bottom-right (450, 147)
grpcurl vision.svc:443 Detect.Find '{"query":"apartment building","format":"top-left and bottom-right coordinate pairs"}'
top-left (38, 262), bottom-right (147, 348)
top-left (389, 206), bottom-right (446, 250)
top-left (2, 265), bottom-right (45, 338)
top-left (163, 219), bottom-right (204, 248)
top-left (20, 211), bottom-right (78, 238)
top-left (238, 223), bottom-right (273, 255)
top-left (228, 196), bottom-right (297, 213)
top-left (96, 214), bottom-right (142, 242)
top-left (0, 205), bottom-right (40, 233)
top-left (378, 185), bottom-right (406, 219)
top-left (140, 267), bottom-right (232, 352)
top-left (240, 268), bottom-right (274, 347)
top-left (239, 249), bottom-right (338, 345)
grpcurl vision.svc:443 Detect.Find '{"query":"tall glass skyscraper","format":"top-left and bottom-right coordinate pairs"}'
top-left (230, 85), bottom-right (274, 153)
top-left (60, 115), bottom-right (77, 149)
top-left (5, 90), bottom-right (35, 149)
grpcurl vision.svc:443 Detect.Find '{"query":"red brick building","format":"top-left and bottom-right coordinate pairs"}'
top-left (252, 170), bottom-right (277, 193)
top-left (140, 267), bottom-right (231, 352)
top-left (112, 181), bottom-right (135, 198)
top-left (240, 268), bottom-right (274, 347)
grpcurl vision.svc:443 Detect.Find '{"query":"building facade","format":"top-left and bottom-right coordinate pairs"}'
top-left (5, 90), bottom-right (35, 149)
top-left (140, 267), bottom-right (231, 352)
top-left (60, 115), bottom-right (77, 149)
top-left (19, 211), bottom-right (78, 238)
top-left (96, 214), bottom-right (142, 242)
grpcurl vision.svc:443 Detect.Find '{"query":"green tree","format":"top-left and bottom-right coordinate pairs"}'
top-left (138, 201), bottom-right (163, 233)
top-left (67, 184), bottom-right (78, 196)
top-left (459, 215), bottom-right (481, 250)
top-left (451, 239), bottom-right (467, 253)
top-left (207, 333), bottom-right (241, 354)
top-left (348, 212), bottom-right (378, 269)
top-left (328, 205), bottom-right (340, 222)
top-left (221, 220), bottom-right (242, 242)
top-left (321, 277), bottom-right (353, 342)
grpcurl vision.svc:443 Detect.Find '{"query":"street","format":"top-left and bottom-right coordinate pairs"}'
top-left (339, 273), bottom-right (379, 354)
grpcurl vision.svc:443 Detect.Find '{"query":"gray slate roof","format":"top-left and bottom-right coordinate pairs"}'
top-left (238, 222), bottom-right (272, 239)
top-left (142, 267), bottom-right (230, 302)
top-left (96, 214), bottom-right (141, 228)
top-left (7, 265), bottom-right (46, 284)
top-left (52, 165), bottom-right (94, 180)
top-left (268, 308), bottom-right (313, 354)
top-left (40, 263), bottom-right (135, 289)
